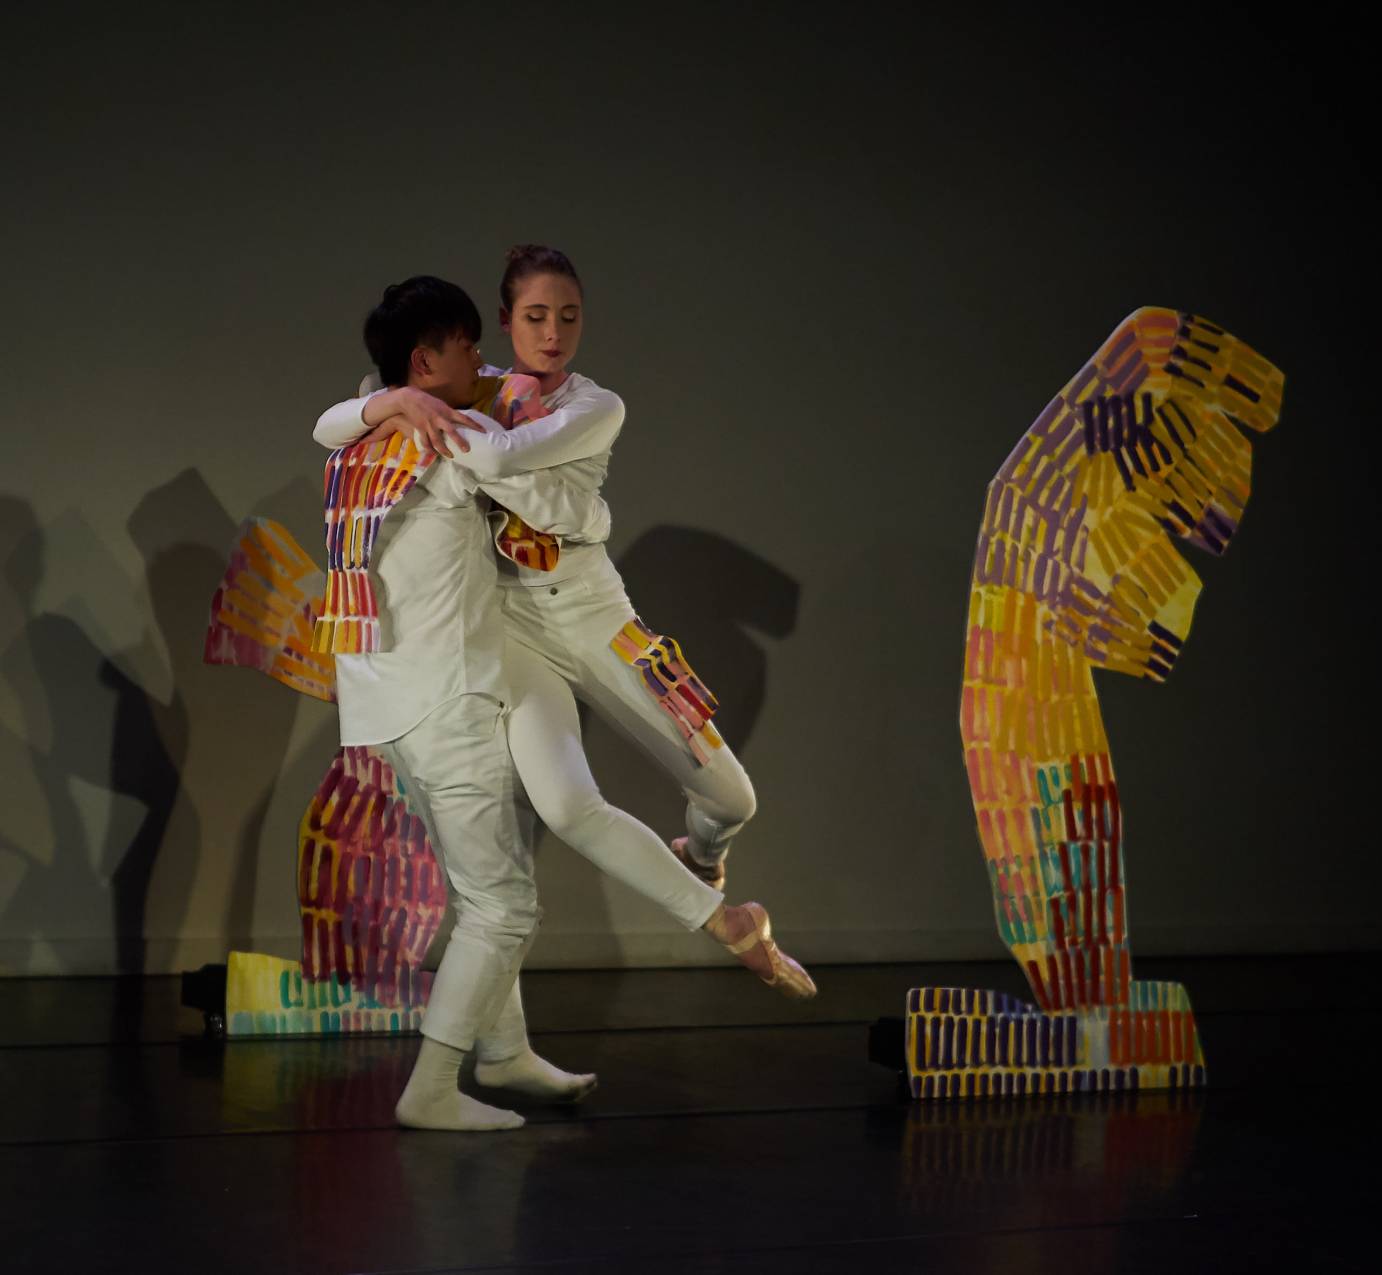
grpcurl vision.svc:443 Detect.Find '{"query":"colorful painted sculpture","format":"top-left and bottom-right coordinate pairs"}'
top-left (907, 308), bottom-right (1284, 1099)
top-left (203, 517), bottom-right (332, 703)
top-left (205, 517), bottom-right (447, 1035)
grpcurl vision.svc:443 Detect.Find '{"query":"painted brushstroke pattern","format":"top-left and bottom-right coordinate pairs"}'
top-left (489, 374), bottom-right (562, 571)
top-left (314, 375), bottom-right (518, 654)
top-left (204, 516), bottom-right (334, 702)
top-left (610, 617), bottom-right (724, 765)
top-left (296, 748), bottom-right (447, 1002)
top-left (314, 373), bottom-right (560, 655)
top-left (220, 739), bottom-right (449, 1036)
top-left (907, 307), bottom-right (1284, 1099)
top-left (223, 748), bottom-right (448, 1035)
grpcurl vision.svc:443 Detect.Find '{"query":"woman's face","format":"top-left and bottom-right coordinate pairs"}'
top-left (502, 272), bottom-right (583, 380)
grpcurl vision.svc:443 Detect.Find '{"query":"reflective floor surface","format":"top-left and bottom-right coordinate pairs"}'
top-left (1, 955), bottom-right (1374, 1273)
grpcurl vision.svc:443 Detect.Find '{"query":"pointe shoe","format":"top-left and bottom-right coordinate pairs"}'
top-left (671, 836), bottom-right (726, 891)
top-left (722, 902), bottom-right (817, 1000)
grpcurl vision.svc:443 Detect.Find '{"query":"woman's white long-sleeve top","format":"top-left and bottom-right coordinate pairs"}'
top-left (314, 372), bottom-right (623, 583)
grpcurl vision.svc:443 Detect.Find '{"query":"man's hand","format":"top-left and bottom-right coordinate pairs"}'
top-left (360, 387), bottom-right (485, 459)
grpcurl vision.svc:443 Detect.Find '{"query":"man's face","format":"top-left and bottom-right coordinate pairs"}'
top-left (411, 331), bottom-right (484, 406)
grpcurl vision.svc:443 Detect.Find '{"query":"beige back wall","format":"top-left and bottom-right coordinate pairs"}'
top-left (1, 4), bottom-right (1373, 974)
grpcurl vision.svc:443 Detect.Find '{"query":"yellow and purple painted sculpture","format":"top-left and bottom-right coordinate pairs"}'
top-left (907, 308), bottom-right (1284, 1099)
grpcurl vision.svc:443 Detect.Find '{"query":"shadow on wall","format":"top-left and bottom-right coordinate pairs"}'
top-left (0, 493), bottom-right (184, 989)
top-left (126, 468), bottom-right (317, 960)
top-left (611, 525), bottom-right (800, 753)
top-left (0, 470), bottom-right (322, 986)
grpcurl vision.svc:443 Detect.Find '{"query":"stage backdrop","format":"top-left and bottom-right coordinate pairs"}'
top-left (0, 2), bottom-right (1371, 974)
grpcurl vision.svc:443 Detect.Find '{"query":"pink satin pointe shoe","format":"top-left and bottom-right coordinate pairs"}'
top-left (670, 835), bottom-right (727, 892)
top-left (721, 902), bottom-right (817, 1001)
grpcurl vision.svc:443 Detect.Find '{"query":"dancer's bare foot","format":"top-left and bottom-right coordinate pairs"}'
top-left (475, 1047), bottom-right (598, 1103)
top-left (703, 902), bottom-right (817, 1000)
top-left (671, 836), bottom-right (727, 891)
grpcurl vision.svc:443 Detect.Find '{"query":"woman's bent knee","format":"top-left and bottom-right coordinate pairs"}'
top-left (700, 761), bottom-right (756, 828)
top-left (730, 776), bottom-right (757, 828)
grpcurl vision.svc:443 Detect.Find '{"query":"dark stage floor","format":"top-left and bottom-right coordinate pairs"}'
top-left (1, 954), bottom-right (1376, 1274)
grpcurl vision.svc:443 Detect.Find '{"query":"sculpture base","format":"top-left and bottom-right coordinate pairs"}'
top-left (905, 982), bottom-right (1206, 1100)
top-left (225, 950), bottom-right (430, 1038)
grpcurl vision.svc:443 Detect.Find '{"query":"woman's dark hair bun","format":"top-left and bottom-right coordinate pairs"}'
top-left (500, 244), bottom-right (583, 310)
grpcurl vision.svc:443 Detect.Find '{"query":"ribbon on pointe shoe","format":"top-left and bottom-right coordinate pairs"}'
top-left (670, 836), bottom-right (726, 892)
top-left (723, 903), bottom-right (817, 1001)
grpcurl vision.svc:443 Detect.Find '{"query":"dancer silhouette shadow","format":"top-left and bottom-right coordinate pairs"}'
top-left (128, 468), bottom-right (322, 963)
top-left (612, 525), bottom-right (800, 751)
top-left (0, 472), bottom-right (324, 1035)
top-left (0, 495), bottom-right (183, 1058)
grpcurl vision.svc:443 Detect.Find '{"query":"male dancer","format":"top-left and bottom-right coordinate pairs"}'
top-left (331, 276), bottom-right (606, 1130)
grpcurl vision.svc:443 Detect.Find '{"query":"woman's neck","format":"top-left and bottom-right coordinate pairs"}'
top-left (514, 363), bottom-right (571, 396)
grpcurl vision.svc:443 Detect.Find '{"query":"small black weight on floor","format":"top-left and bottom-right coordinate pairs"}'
top-left (868, 1015), bottom-right (905, 1071)
top-left (180, 963), bottom-right (227, 1037)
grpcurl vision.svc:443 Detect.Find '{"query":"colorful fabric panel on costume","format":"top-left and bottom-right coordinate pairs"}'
top-left (610, 617), bottom-right (723, 765)
top-left (314, 431), bottom-right (434, 654)
top-left (313, 376), bottom-right (506, 653)
top-left (492, 509), bottom-right (561, 571)
top-left (204, 516), bottom-right (334, 702)
top-left (490, 373), bottom-right (562, 572)
top-left (495, 372), bottom-right (546, 426)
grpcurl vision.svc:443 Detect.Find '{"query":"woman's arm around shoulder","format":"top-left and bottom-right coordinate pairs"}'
top-left (455, 378), bottom-right (625, 480)
top-left (313, 386), bottom-right (479, 456)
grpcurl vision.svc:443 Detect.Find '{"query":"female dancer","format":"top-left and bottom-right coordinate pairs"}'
top-left (314, 246), bottom-right (813, 1002)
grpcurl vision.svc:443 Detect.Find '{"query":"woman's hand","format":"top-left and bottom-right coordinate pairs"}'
top-left (361, 387), bottom-right (483, 459)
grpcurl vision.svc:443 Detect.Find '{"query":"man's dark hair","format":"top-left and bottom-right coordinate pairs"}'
top-left (363, 275), bottom-right (482, 387)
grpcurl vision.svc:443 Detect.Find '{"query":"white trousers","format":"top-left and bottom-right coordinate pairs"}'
top-left (379, 693), bottom-right (539, 1053)
top-left (498, 552), bottom-right (757, 931)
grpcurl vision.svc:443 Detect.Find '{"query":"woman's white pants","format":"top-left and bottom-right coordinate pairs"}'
top-left (390, 554), bottom-right (760, 1058)
top-left (498, 554), bottom-right (757, 931)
